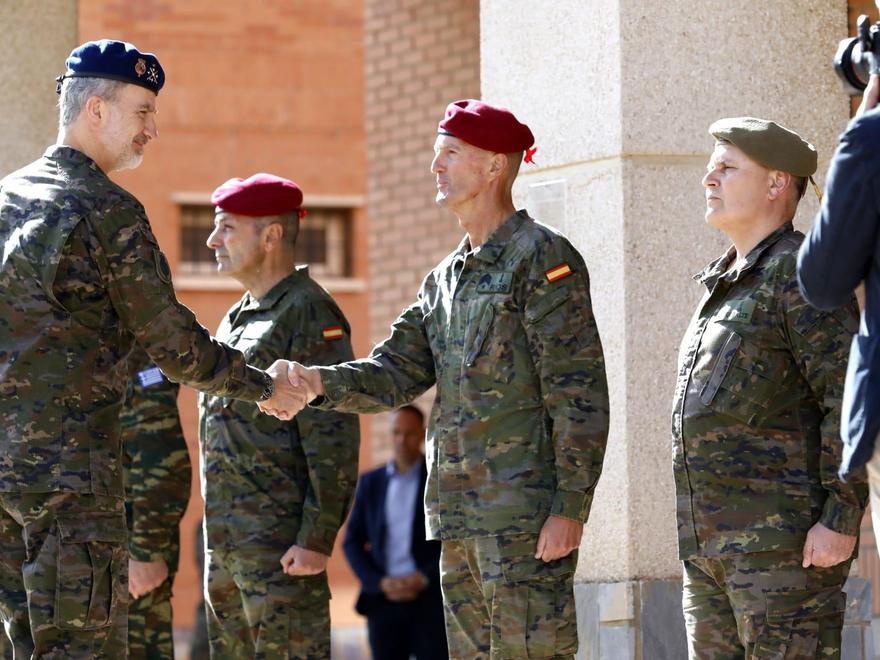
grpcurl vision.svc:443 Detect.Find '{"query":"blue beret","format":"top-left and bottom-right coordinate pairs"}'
top-left (56, 40), bottom-right (165, 95)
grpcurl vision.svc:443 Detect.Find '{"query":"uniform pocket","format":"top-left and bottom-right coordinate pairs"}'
top-left (465, 304), bottom-right (495, 367)
top-left (54, 513), bottom-right (126, 630)
top-left (700, 331), bottom-right (776, 427)
top-left (751, 587), bottom-right (846, 658)
top-left (494, 536), bottom-right (577, 658)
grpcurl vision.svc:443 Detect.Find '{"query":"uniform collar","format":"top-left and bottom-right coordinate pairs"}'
top-left (471, 210), bottom-right (530, 264)
top-left (238, 266), bottom-right (307, 313)
top-left (694, 222), bottom-right (793, 289)
top-left (44, 144), bottom-right (102, 173)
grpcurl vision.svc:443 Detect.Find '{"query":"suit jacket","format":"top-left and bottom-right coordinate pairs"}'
top-left (798, 108), bottom-right (880, 478)
top-left (343, 458), bottom-right (442, 615)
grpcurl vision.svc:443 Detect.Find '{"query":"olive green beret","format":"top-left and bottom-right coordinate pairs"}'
top-left (709, 117), bottom-right (817, 177)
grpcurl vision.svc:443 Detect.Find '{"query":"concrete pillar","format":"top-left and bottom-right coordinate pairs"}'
top-left (481, 1), bottom-right (865, 657)
top-left (0, 1), bottom-right (78, 177)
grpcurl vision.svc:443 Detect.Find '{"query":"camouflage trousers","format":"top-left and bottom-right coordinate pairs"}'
top-left (128, 570), bottom-right (175, 659)
top-left (206, 544), bottom-right (330, 659)
top-left (0, 492), bottom-right (128, 659)
top-left (440, 534), bottom-right (578, 659)
top-left (682, 551), bottom-right (851, 659)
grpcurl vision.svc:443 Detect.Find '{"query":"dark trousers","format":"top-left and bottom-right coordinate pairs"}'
top-left (366, 593), bottom-right (448, 660)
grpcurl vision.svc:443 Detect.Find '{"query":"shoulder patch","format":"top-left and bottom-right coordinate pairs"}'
top-left (322, 325), bottom-right (344, 341)
top-left (545, 262), bottom-right (572, 283)
top-left (154, 248), bottom-right (172, 284)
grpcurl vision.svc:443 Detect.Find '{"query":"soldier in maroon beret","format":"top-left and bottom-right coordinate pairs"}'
top-left (201, 173), bottom-right (360, 658)
top-left (279, 99), bottom-right (609, 658)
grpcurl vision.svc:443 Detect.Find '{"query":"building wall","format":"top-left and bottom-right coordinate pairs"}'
top-left (79, 0), bottom-right (371, 631)
top-left (362, 0), bottom-right (480, 458)
top-left (0, 1), bottom-right (77, 177)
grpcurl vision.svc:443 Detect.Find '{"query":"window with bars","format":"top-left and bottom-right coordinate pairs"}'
top-left (179, 204), bottom-right (353, 278)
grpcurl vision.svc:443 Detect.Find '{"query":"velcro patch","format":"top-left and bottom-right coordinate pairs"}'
top-left (137, 366), bottom-right (165, 388)
top-left (545, 263), bottom-right (572, 283)
top-left (322, 326), bottom-right (344, 341)
top-left (476, 272), bottom-right (513, 294)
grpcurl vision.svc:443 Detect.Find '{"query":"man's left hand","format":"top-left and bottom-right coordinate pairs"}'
top-left (802, 522), bottom-right (857, 568)
top-left (129, 558), bottom-right (169, 599)
top-left (534, 515), bottom-right (583, 562)
top-left (279, 545), bottom-right (329, 576)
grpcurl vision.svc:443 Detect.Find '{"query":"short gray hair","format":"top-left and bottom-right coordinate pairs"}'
top-left (255, 212), bottom-right (300, 249)
top-left (58, 77), bottom-right (125, 129)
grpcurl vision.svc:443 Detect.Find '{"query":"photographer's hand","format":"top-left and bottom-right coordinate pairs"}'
top-left (857, 74), bottom-right (880, 116)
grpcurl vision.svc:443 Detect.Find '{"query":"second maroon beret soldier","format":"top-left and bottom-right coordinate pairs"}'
top-left (200, 174), bottom-right (360, 658)
top-left (282, 100), bottom-right (610, 658)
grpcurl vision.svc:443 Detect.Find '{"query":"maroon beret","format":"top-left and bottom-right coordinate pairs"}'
top-left (211, 173), bottom-right (303, 217)
top-left (438, 99), bottom-right (534, 153)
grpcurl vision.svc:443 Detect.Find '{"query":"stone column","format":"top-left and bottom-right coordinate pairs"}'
top-left (0, 2), bottom-right (77, 177)
top-left (481, 1), bottom-right (869, 657)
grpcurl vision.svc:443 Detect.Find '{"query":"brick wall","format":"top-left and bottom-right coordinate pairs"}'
top-left (363, 0), bottom-right (480, 458)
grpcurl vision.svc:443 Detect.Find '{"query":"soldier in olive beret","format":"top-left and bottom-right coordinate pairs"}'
top-left (672, 117), bottom-right (867, 657)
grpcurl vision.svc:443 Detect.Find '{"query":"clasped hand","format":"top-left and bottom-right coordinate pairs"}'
top-left (256, 360), bottom-right (324, 420)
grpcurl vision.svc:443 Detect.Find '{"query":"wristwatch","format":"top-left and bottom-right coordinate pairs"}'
top-left (258, 371), bottom-right (275, 401)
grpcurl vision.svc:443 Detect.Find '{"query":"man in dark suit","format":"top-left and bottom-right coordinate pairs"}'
top-left (343, 405), bottom-right (448, 659)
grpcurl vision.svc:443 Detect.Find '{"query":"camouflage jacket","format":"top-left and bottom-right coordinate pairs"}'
top-left (0, 146), bottom-right (267, 496)
top-left (672, 223), bottom-right (867, 559)
top-left (121, 344), bottom-right (191, 565)
top-left (199, 268), bottom-right (359, 556)
top-left (315, 211), bottom-right (609, 540)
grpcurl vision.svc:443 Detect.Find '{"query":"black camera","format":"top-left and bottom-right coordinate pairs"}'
top-left (835, 14), bottom-right (880, 95)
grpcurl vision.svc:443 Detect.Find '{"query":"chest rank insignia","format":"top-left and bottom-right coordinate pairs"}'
top-left (135, 58), bottom-right (147, 77)
top-left (545, 262), bottom-right (572, 283)
top-left (476, 272), bottom-right (513, 294)
top-left (322, 326), bottom-right (344, 341)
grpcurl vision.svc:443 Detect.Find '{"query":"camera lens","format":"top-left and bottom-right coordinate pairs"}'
top-left (834, 37), bottom-right (871, 95)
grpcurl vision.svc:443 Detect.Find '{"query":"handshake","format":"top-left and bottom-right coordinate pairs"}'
top-left (256, 361), bottom-right (325, 421)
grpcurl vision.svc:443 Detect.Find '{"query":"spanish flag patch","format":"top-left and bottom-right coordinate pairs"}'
top-left (545, 263), bottom-right (572, 283)
top-left (322, 326), bottom-right (344, 341)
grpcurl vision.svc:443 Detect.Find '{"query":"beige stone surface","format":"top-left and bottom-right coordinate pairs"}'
top-left (481, 0), bottom-right (623, 167)
top-left (484, 0), bottom-right (849, 582)
top-left (0, 2), bottom-right (77, 177)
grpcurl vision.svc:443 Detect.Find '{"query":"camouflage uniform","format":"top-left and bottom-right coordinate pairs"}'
top-left (313, 211), bottom-right (609, 658)
top-left (121, 345), bottom-right (192, 658)
top-left (0, 146), bottom-right (269, 658)
top-left (672, 223), bottom-right (868, 658)
top-left (199, 267), bottom-right (359, 659)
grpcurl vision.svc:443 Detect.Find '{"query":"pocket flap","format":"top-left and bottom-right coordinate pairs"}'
top-left (765, 587), bottom-right (846, 623)
top-left (500, 537), bottom-right (575, 583)
top-left (525, 285), bottom-right (569, 325)
top-left (56, 513), bottom-right (126, 544)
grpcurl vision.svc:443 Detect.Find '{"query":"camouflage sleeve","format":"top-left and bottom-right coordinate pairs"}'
top-left (520, 237), bottom-right (610, 523)
top-left (781, 259), bottom-right (867, 535)
top-left (84, 203), bottom-right (266, 400)
top-left (315, 294), bottom-right (436, 413)
top-left (122, 347), bottom-right (191, 563)
top-left (290, 301), bottom-right (360, 555)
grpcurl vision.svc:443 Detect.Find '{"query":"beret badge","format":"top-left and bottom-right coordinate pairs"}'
top-left (135, 58), bottom-right (147, 77)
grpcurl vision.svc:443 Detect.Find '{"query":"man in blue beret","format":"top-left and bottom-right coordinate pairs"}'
top-left (0, 39), bottom-right (305, 657)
